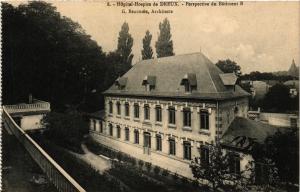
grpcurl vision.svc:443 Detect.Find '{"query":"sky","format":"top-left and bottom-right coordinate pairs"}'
top-left (13, 1), bottom-right (300, 73)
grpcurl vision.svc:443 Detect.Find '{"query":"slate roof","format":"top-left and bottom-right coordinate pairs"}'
top-left (104, 52), bottom-right (250, 100)
top-left (221, 117), bottom-right (282, 151)
top-left (219, 73), bottom-right (237, 86)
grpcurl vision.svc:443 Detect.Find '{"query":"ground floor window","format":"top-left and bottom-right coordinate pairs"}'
top-left (116, 126), bottom-right (121, 138)
top-left (183, 141), bottom-right (191, 160)
top-left (109, 123), bottom-right (113, 136)
top-left (156, 135), bottom-right (162, 151)
top-left (169, 138), bottom-right (176, 155)
top-left (144, 132), bottom-right (151, 148)
top-left (134, 129), bottom-right (139, 144)
top-left (200, 145), bottom-right (209, 165)
top-left (125, 128), bottom-right (129, 141)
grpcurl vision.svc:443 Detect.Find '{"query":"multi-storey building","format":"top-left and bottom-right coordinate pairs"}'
top-left (91, 53), bottom-right (250, 178)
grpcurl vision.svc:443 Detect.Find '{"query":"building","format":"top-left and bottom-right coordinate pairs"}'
top-left (288, 59), bottom-right (299, 78)
top-left (90, 52), bottom-right (250, 178)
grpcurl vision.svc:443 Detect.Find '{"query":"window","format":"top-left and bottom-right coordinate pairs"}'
top-left (229, 153), bottom-right (240, 174)
top-left (144, 132), bottom-right (151, 148)
top-left (93, 120), bottom-right (96, 131)
top-left (125, 127), bottom-right (130, 141)
top-left (109, 124), bottom-right (113, 136)
top-left (200, 146), bottom-right (209, 165)
top-left (156, 105), bottom-right (162, 122)
top-left (134, 129), bottom-right (139, 144)
top-left (125, 102), bottom-right (130, 116)
top-left (100, 121), bottom-right (103, 133)
top-left (144, 104), bottom-right (150, 120)
top-left (169, 138), bottom-right (176, 155)
top-left (184, 82), bottom-right (191, 92)
top-left (168, 107), bottom-right (176, 124)
top-left (109, 101), bottom-right (113, 114)
top-left (200, 110), bottom-right (209, 130)
top-left (134, 103), bottom-right (139, 118)
top-left (116, 126), bottom-right (121, 138)
top-left (156, 135), bottom-right (162, 151)
top-left (183, 108), bottom-right (191, 127)
top-left (116, 102), bottom-right (121, 115)
top-left (183, 141), bottom-right (192, 160)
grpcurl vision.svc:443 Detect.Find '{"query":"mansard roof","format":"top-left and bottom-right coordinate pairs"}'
top-left (104, 52), bottom-right (250, 100)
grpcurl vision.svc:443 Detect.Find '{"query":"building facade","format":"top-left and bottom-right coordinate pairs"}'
top-left (91, 53), bottom-right (250, 178)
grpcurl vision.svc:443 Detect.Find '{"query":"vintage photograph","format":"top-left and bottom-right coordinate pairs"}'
top-left (2, 1), bottom-right (299, 191)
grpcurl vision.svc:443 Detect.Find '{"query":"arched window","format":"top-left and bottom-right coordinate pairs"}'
top-left (109, 101), bottom-right (113, 114)
top-left (134, 103), bottom-right (139, 118)
top-left (116, 101), bottom-right (121, 115)
top-left (125, 102), bottom-right (130, 116)
top-left (125, 127), bottom-right (130, 141)
top-left (168, 106), bottom-right (176, 124)
top-left (116, 125), bottom-right (121, 138)
top-left (134, 129), bottom-right (139, 144)
top-left (144, 104), bottom-right (150, 120)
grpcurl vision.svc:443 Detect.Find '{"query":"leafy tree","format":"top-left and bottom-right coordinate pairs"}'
top-left (190, 145), bottom-right (250, 191)
top-left (116, 22), bottom-right (134, 75)
top-left (155, 18), bottom-right (174, 58)
top-left (216, 59), bottom-right (241, 75)
top-left (2, 2), bottom-right (109, 112)
top-left (141, 30), bottom-right (153, 60)
top-left (42, 111), bottom-right (89, 152)
top-left (254, 130), bottom-right (299, 185)
top-left (262, 84), bottom-right (297, 112)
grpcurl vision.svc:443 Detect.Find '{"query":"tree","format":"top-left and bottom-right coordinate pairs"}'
top-left (262, 84), bottom-right (296, 112)
top-left (141, 30), bottom-right (153, 60)
top-left (116, 22), bottom-right (134, 75)
top-left (259, 130), bottom-right (299, 185)
top-left (2, 2), bottom-right (108, 112)
top-left (42, 111), bottom-right (89, 152)
top-left (155, 18), bottom-right (174, 58)
top-left (216, 59), bottom-right (241, 75)
top-left (190, 145), bottom-right (250, 191)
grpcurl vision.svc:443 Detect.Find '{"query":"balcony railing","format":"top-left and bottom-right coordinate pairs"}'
top-left (2, 107), bottom-right (86, 192)
top-left (4, 101), bottom-right (50, 114)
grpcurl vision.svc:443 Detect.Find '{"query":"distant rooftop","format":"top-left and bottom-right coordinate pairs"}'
top-left (104, 52), bottom-right (250, 100)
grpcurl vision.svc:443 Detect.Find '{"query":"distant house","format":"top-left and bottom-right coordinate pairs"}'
top-left (90, 52), bottom-right (250, 178)
top-left (284, 80), bottom-right (299, 98)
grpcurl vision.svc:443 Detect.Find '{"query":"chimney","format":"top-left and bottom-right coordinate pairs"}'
top-left (29, 94), bottom-right (33, 104)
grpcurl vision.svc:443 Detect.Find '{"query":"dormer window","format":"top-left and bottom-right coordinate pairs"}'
top-left (219, 73), bottom-right (237, 91)
top-left (115, 77), bottom-right (128, 90)
top-left (180, 73), bottom-right (197, 92)
top-left (142, 76), bottom-right (156, 91)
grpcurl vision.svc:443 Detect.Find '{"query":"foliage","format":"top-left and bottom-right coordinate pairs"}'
top-left (2, 2), bottom-right (112, 112)
top-left (138, 160), bottom-right (144, 168)
top-left (154, 166), bottom-right (161, 175)
top-left (141, 30), bottom-right (153, 60)
top-left (216, 59), bottom-right (241, 75)
top-left (145, 162), bottom-right (152, 172)
top-left (42, 111), bottom-right (88, 152)
top-left (155, 18), bottom-right (174, 58)
top-left (261, 84), bottom-right (298, 112)
top-left (251, 129), bottom-right (299, 185)
top-left (240, 71), bottom-right (297, 81)
top-left (116, 22), bottom-right (134, 76)
top-left (190, 145), bottom-right (250, 191)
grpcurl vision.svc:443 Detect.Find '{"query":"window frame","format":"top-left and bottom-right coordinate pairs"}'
top-left (134, 129), bottom-right (139, 144)
top-left (109, 101), bottom-right (113, 114)
top-left (144, 132), bottom-right (151, 148)
top-left (109, 124), bottom-right (113, 136)
top-left (183, 141), bottom-right (192, 160)
top-left (134, 103), bottom-right (140, 118)
top-left (156, 134), bottom-right (162, 151)
top-left (168, 107), bottom-right (176, 125)
top-left (155, 105), bottom-right (162, 122)
top-left (200, 110), bottom-right (209, 130)
top-left (183, 108), bottom-right (191, 127)
top-left (125, 127), bottom-right (130, 141)
top-left (116, 125), bottom-right (121, 138)
top-left (144, 104), bottom-right (150, 120)
top-left (125, 102), bottom-right (130, 117)
top-left (200, 145), bottom-right (209, 165)
top-left (169, 138), bottom-right (176, 155)
top-left (116, 101), bottom-right (121, 115)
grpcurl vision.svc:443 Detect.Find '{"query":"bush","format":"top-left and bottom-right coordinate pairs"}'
top-left (145, 162), bottom-right (152, 172)
top-left (154, 166), bottom-right (161, 175)
top-left (172, 173), bottom-right (179, 180)
top-left (138, 160), bottom-right (144, 168)
top-left (162, 169), bottom-right (169, 177)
